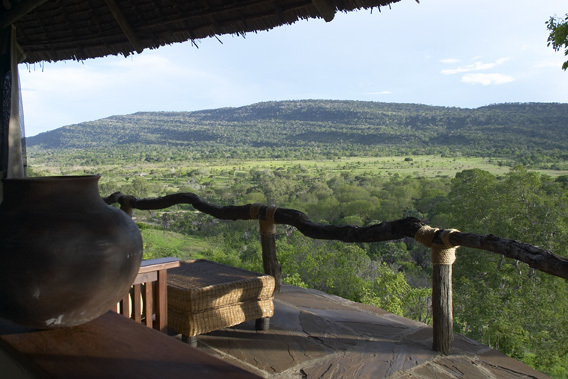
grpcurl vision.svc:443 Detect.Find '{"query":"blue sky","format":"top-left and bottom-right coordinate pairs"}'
top-left (19, 0), bottom-right (568, 136)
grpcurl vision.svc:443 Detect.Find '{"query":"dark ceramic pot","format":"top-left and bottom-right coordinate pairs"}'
top-left (0, 175), bottom-right (143, 329)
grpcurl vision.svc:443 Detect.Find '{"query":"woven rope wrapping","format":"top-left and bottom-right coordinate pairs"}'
top-left (415, 225), bottom-right (460, 265)
top-left (120, 195), bottom-right (135, 217)
top-left (260, 205), bottom-right (278, 235)
top-left (250, 203), bottom-right (277, 235)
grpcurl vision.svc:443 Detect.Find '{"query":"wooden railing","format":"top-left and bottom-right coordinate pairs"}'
top-left (114, 257), bottom-right (180, 332)
top-left (105, 192), bottom-right (568, 354)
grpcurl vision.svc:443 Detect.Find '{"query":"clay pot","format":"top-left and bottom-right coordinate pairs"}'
top-left (0, 175), bottom-right (143, 328)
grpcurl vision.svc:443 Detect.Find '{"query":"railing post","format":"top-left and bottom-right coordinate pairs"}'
top-left (416, 226), bottom-right (460, 354)
top-left (432, 260), bottom-right (453, 353)
top-left (251, 204), bottom-right (282, 293)
top-left (154, 268), bottom-right (168, 332)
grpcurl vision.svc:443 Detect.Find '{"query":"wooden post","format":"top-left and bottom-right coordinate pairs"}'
top-left (143, 283), bottom-right (153, 328)
top-left (260, 226), bottom-right (281, 293)
top-left (251, 204), bottom-right (282, 293)
top-left (0, 27), bottom-right (25, 183)
top-left (259, 205), bottom-right (282, 293)
top-left (432, 263), bottom-right (453, 353)
top-left (1, 28), bottom-right (12, 184)
top-left (415, 226), bottom-right (459, 354)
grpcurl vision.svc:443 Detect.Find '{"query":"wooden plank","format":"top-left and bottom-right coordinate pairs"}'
top-left (132, 284), bottom-right (142, 323)
top-left (0, 312), bottom-right (260, 378)
top-left (138, 258), bottom-right (180, 274)
top-left (155, 270), bottom-right (168, 332)
top-left (143, 283), bottom-right (153, 328)
top-left (103, 0), bottom-right (144, 53)
top-left (132, 271), bottom-right (157, 285)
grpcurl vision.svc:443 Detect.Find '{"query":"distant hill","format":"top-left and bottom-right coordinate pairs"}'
top-left (26, 100), bottom-right (568, 163)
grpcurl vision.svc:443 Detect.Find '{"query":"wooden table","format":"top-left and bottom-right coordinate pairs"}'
top-left (0, 311), bottom-right (260, 378)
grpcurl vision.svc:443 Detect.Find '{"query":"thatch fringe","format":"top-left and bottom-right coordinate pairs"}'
top-left (11, 0), bottom-right (401, 63)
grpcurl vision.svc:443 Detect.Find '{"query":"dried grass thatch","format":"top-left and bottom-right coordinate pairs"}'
top-left (2, 0), bottom-right (401, 64)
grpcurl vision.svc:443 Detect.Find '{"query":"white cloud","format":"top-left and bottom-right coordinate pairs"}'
top-left (440, 57), bottom-right (515, 86)
top-left (440, 58), bottom-right (461, 64)
top-left (461, 73), bottom-right (515, 86)
top-left (365, 91), bottom-right (392, 95)
top-left (441, 57), bottom-right (511, 75)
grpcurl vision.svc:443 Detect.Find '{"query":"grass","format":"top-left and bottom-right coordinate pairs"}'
top-left (140, 227), bottom-right (210, 260)
top-left (30, 155), bottom-right (568, 186)
top-left (175, 155), bottom-right (568, 179)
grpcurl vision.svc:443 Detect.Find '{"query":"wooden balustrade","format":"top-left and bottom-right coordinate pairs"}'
top-left (105, 191), bottom-right (568, 354)
top-left (114, 257), bottom-right (180, 332)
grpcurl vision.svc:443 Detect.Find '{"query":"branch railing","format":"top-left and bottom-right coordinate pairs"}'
top-left (104, 191), bottom-right (568, 354)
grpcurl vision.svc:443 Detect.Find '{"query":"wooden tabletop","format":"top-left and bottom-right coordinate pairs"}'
top-left (0, 311), bottom-right (260, 378)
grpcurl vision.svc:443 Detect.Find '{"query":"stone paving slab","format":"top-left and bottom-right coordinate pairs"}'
top-left (402, 326), bottom-right (490, 356)
top-left (478, 350), bottom-right (548, 379)
top-left (186, 285), bottom-right (549, 378)
top-left (297, 341), bottom-right (438, 378)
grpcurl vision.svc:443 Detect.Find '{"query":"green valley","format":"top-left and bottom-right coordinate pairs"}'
top-left (24, 100), bottom-right (568, 377)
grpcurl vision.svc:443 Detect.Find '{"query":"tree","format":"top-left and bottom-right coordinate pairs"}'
top-left (446, 167), bottom-right (568, 376)
top-left (546, 13), bottom-right (568, 70)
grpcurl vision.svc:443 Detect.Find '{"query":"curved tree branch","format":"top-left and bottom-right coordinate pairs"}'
top-left (104, 191), bottom-right (568, 280)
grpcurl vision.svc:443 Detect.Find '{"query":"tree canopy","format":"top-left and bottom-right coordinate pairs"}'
top-left (547, 13), bottom-right (568, 70)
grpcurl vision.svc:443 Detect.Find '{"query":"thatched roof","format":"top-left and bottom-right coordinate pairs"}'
top-left (3, 0), bottom-right (401, 64)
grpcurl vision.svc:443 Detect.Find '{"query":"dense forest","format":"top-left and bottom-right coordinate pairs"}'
top-left (26, 100), bottom-right (568, 377)
top-left (27, 100), bottom-right (568, 168)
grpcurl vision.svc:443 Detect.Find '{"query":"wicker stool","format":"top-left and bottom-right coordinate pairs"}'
top-left (167, 259), bottom-right (275, 346)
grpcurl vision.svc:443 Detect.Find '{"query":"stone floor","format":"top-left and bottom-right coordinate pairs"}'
top-left (173, 285), bottom-right (548, 378)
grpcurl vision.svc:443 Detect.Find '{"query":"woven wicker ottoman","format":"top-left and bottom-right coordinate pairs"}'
top-left (167, 259), bottom-right (275, 346)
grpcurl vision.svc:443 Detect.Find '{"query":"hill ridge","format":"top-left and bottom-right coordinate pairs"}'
top-left (26, 100), bottom-right (568, 163)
